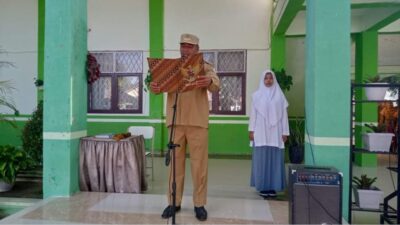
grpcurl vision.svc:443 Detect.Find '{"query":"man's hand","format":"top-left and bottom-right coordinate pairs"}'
top-left (282, 135), bottom-right (288, 142)
top-left (195, 76), bottom-right (212, 88)
top-left (249, 131), bottom-right (254, 141)
top-left (150, 82), bottom-right (161, 94)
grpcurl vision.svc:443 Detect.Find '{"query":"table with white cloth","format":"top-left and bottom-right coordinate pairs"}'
top-left (79, 136), bottom-right (147, 193)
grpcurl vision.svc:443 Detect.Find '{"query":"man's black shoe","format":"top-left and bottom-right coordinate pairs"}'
top-left (161, 205), bottom-right (181, 219)
top-left (194, 206), bottom-right (208, 221)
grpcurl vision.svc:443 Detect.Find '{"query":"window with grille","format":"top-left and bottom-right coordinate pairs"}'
top-left (202, 50), bottom-right (246, 115)
top-left (88, 51), bottom-right (143, 113)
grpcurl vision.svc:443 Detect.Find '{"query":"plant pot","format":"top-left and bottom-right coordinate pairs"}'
top-left (362, 133), bottom-right (394, 152)
top-left (353, 186), bottom-right (384, 209)
top-left (365, 83), bottom-right (388, 101)
top-left (0, 179), bottom-right (14, 192)
top-left (289, 145), bottom-right (304, 164)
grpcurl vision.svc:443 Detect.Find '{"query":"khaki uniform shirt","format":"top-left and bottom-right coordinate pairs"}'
top-left (166, 63), bottom-right (220, 128)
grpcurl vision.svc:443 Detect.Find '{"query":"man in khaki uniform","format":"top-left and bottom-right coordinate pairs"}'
top-left (150, 33), bottom-right (220, 221)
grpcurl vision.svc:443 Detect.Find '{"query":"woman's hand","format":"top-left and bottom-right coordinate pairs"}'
top-left (282, 135), bottom-right (288, 142)
top-left (249, 131), bottom-right (254, 141)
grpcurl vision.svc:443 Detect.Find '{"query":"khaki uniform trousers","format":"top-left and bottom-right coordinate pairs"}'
top-left (167, 125), bottom-right (208, 207)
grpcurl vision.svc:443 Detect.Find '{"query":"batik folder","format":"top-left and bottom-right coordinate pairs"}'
top-left (147, 53), bottom-right (205, 93)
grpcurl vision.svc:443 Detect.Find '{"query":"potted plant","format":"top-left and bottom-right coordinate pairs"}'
top-left (380, 74), bottom-right (400, 99)
top-left (273, 68), bottom-right (293, 92)
top-left (363, 75), bottom-right (388, 101)
top-left (0, 145), bottom-right (31, 192)
top-left (22, 101), bottom-right (43, 166)
top-left (34, 78), bottom-right (44, 90)
top-left (0, 48), bottom-right (19, 126)
top-left (287, 117), bottom-right (304, 164)
top-left (352, 174), bottom-right (383, 209)
top-left (363, 74), bottom-right (400, 101)
top-left (362, 123), bottom-right (394, 152)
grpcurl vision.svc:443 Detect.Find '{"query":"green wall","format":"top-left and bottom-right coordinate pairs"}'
top-left (0, 120), bottom-right (27, 146)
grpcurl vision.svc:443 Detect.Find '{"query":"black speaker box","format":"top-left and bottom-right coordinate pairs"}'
top-left (289, 165), bottom-right (342, 224)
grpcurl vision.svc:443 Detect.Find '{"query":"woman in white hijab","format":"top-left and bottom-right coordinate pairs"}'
top-left (249, 69), bottom-right (289, 197)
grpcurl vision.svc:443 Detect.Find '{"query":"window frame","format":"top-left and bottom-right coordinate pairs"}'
top-left (88, 51), bottom-right (143, 114)
top-left (202, 49), bottom-right (247, 115)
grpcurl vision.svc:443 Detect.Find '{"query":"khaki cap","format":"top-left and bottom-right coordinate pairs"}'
top-left (180, 33), bottom-right (199, 45)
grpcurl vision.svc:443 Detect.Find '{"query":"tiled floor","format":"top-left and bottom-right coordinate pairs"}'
top-left (0, 155), bottom-right (397, 224)
top-left (0, 158), bottom-right (288, 224)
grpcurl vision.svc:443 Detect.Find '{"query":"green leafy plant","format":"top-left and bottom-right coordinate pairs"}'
top-left (287, 117), bottom-right (305, 164)
top-left (0, 145), bottom-right (32, 184)
top-left (363, 74), bottom-right (400, 96)
top-left (288, 117), bottom-right (304, 147)
top-left (363, 75), bottom-right (380, 83)
top-left (0, 48), bottom-right (19, 127)
top-left (34, 78), bottom-right (43, 87)
top-left (21, 101), bottom-right (43, 166)
top-left (87, 53), bottom-right (100, 84)
top-left (273, 68), bottom-right (293, 92)
top-left (144, 71), bottom-right (152, 92)
top-left (352, 174), bottom-right (377, 190)
top-left (380, 74), bottom-right (400, 97)
top-left (364, 123), bottom-right (387, 133)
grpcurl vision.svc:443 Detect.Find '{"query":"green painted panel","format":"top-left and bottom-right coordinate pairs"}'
top-left (274, 0), bottom-right (305, 35)
top-left (1, 118), bottom-right (306, 155)
top-left (367, 10), bottom-right (400, 31)
top-left (87, 122), bottom-right (165, 152)
top-left (43, 0), bottom-right (87, 132)
top-left (271, 34), bottom-right (285, 71)
top-left (149, 0), bottom-right (164, 119)
top-left (352, 3), bottom-right (400, 9)
top-left (305, 0), bottom-right (351, 137)
top-left (38, 0), bottom-right (45, 102)
top-left (208, 124), bottom-right (252, 154)
top-left (354, 31), bottom-right (378, 166)
top-left (354, 152), bottom-right (377, 167)
top-left (43, 139), bottom-right (79, 198)
top-left (0, 121), bottom-right (25, 146)
top-left (88, 122), bottom-right (252, 154)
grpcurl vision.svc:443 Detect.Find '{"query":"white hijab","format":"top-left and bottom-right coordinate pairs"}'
top-left (252, 69), bottom-right (289, 127)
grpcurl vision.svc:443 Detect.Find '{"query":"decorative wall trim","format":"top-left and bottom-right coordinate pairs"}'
top-left (87, 118), bottom-right (250, 124)
top-left (354, 122), bottom-right (378, 126)
top-left (43, 130), bottom-right (87, 140)
top-left (305, 135), bottom-right (349, 146)
top-left (88, 118), bottom-right (164, 123)
top-left (2, 117), bottom-right (30, 121)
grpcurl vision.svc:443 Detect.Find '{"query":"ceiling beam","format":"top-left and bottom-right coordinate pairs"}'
top-left (367, 10), bottom-right (400, 31)
top-left (273, 0), bottom-right (305, 35)
top-left (352, 3), bottom-right (400, 9)
top-left (299, 2), bottom-right (400, 10)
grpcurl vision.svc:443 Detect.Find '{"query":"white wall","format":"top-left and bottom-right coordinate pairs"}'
top-left (0, 0), bottom-right (37, 115)
top-left (286, 37), bottom-right (305, 117)
top-left (87, 0), bottom-right (149, 51)
top-left (88, 0), bottom-right (150, 116)
top-left (165, 0), bottom-right (273, 116)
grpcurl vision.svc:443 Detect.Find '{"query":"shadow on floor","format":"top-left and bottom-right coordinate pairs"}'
top-left (0, 181), bottom-right (42, 199)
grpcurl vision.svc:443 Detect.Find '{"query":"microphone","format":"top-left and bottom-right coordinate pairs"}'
top-left (165, 142), bottom-right (180, 166)
top-left (165, 149), bottom-right (171, 166)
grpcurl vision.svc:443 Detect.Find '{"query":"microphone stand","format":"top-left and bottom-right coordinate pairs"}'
top-left (165, 91), bottom-right (180, 225)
